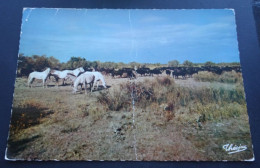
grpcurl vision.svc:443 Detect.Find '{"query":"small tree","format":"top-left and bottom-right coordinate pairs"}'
top-left (129, 62), bottom-right (140, 69)
top-left (183, 60), bottom-right (193, 67)
top-left (48, 56), bottom-right (61, 69)
top-left (204, 61), bottom-right (215, 67)
top-left (168, 60), bottom-right (179, 67)
top-left (34, 55), bottom-right (51, 71)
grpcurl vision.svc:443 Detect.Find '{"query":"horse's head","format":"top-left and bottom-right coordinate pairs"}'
top-left (44, 68), bottom-right (51, 74)
top-left (72, 87), bottom-right (78, 94)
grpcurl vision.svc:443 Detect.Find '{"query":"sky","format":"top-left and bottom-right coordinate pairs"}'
top-left (19, 8), bottom-right (240, 64)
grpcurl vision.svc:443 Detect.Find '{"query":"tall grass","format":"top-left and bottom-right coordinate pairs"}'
top-left (97, 82), bottom-right (132, 111)
top-left (193, 71), bottom-right (242, 83)
top-left (133, 76), bottom-right (246, 123)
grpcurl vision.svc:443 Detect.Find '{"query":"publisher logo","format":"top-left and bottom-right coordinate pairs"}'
top-left (223, 144), bottom-right (247, 154)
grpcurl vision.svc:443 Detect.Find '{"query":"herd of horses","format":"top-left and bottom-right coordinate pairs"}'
top-left (27, 67), bottom-right (107, 94)
top-left (26, 65), bottom-right (241, 94)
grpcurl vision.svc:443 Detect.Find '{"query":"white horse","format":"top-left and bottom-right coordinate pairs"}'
top-left (65, 73), bottom-right (77, 86)
top-left (73, 73), bottom-right (95, 94)
top-left (28, 68), bottom-right (51, 88)
top-left (80, 71), bottom-right (107, 90)
top-left (51, 67), bottom-right (85, 86)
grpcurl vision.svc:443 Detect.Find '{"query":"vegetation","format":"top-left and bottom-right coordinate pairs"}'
top-left (17, 54), bottom-right (241, 77)
top-left (193, 71), bottom-right (243, 83)
top-left (9, 54), bottom-right (251, 161)
top-left (7, 72), bottom-right (253, 161)
top-left (183, 60), bottom-right (194, 67)
top-left (168, 60), bottom-right (179, 67)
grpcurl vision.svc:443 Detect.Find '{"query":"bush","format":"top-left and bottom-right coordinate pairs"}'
top-left (97, 83), bottom-right (132, 111)
top-left (194, 71), bottom-right (242, 84)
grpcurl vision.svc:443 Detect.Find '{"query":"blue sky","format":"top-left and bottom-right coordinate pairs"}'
top-left (19, 8), bottom-right (239, 64)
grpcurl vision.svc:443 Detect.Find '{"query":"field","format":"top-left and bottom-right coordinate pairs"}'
top-left (6, 71), bottom-right (253, 161)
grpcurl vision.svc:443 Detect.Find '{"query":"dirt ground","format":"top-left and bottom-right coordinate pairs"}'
top-left (6, 74), bottom-right (253, 161)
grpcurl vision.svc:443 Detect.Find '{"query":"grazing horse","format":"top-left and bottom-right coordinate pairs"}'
top-left (50, 67), bottom-right (85, 86)
top-left (73, 73), bottom-right (95, 94)
top-left (28, 68), bottom-right (51, 88)
top-left (65, 73), bottom-right (77, 86)
top-left (80, 71), bottom-right (107, 90)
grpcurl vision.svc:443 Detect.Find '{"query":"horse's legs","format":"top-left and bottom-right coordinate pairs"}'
top-left (91, 82), bottom-right (94, 93)
top-left (96, 80), bottom-right (99, 90)
top-left (56, 78), bottom-right (59, 87)
top-left (28, 78), bottom-right (34, 88)
top-left (44, 78), bottom-right (48, 88)
top-left (84, 82), bottom-right (87, 94)
top-left (28, 77), bottom-right (31, 88)
top-left (43, 78), bottom-right (45, 88)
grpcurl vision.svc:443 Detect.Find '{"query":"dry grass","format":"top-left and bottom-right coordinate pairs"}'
top-left (9, 99), bottom-right (53, 135)
top-left (6, 76), bottom-right (253, 161)
top-left (194, 71), bottom-right (243, 83)
top-left (97, 83), bottom-right (132, 111)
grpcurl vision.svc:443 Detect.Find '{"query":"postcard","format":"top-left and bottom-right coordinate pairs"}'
top-left (5, 8), bottom-right (254, 161)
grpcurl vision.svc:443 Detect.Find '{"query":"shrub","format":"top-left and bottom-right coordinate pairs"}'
top-left (97, 83), bottom-right (132, 111)
top-left (194, 71), bottom-right (242, 84)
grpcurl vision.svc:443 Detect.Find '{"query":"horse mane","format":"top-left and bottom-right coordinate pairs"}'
top-left (67, 73), bottom-right (76, 77)
top-left (42, 67), bottom-right (50, 71)
top-left (77, 71), bottom-right (85, 77)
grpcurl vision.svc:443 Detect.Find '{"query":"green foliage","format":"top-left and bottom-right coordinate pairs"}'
top-left (129, 62), bottom-right (141, 69)
top-left (204, 61), bottom-right (215, 67)
top-left (17, 54), bottom-right (52, 76)
top-left (168, 60), bottom-right (179, 67)
top-left (17, 54), bottom-right (241, 78)
top-left (183, 60), bottom-right (193, 67)
top-left (66, 57), bottom-right (87, 70)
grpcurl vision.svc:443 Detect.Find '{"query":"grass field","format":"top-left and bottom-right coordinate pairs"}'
top-left (6, 72), bottom-right (254, 161)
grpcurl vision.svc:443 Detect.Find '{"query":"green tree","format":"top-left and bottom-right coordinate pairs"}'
top-left (129, 62), bottom-right (140, 69)
top-left (183, 60), bottom-right (193, 67)
top-left (67, 57), bottom-right (87, 69)
top-left (48, 56), bottom-right (61, 69)
top-left (17, 54), bottom-right (34, 76)
top-left (204, 61), bottom-right (215, 67)
top-left (34, 55), bottom-right (51, 71)
top-left (168, 60), bottom-right (179, 67)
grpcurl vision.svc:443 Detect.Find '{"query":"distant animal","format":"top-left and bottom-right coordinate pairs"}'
top-left (172, 67), bottom-right (187, 79)
top-left (28, 68), bottom-right (51, 88)
top-left (111, 68), bottom-right (136, 79)
top-left (150, 68), bottom-right (162, 76)
top-left (136, 68), bottom-right (150, 76)
top-left (73, 73), bottom-right (95, 94)
top-left (50, 67), bottom-right (85, 86)
top-left (165, 69), bottom-right (172, 76)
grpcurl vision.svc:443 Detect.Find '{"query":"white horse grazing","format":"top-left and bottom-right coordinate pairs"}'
top-left (73, 73), bottom-right (95, 94)
top-left (82, 71), bottom-right (107, 90)
top-left (51, 67), bottom-right (85, 86)
top-left (65, 73), bottom-right (77, 86)
top-left (28, 68), bottom-right (51, 88)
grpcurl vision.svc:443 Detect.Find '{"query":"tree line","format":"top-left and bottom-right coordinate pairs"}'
top-left (17, 54), bottom-right (240, 77)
